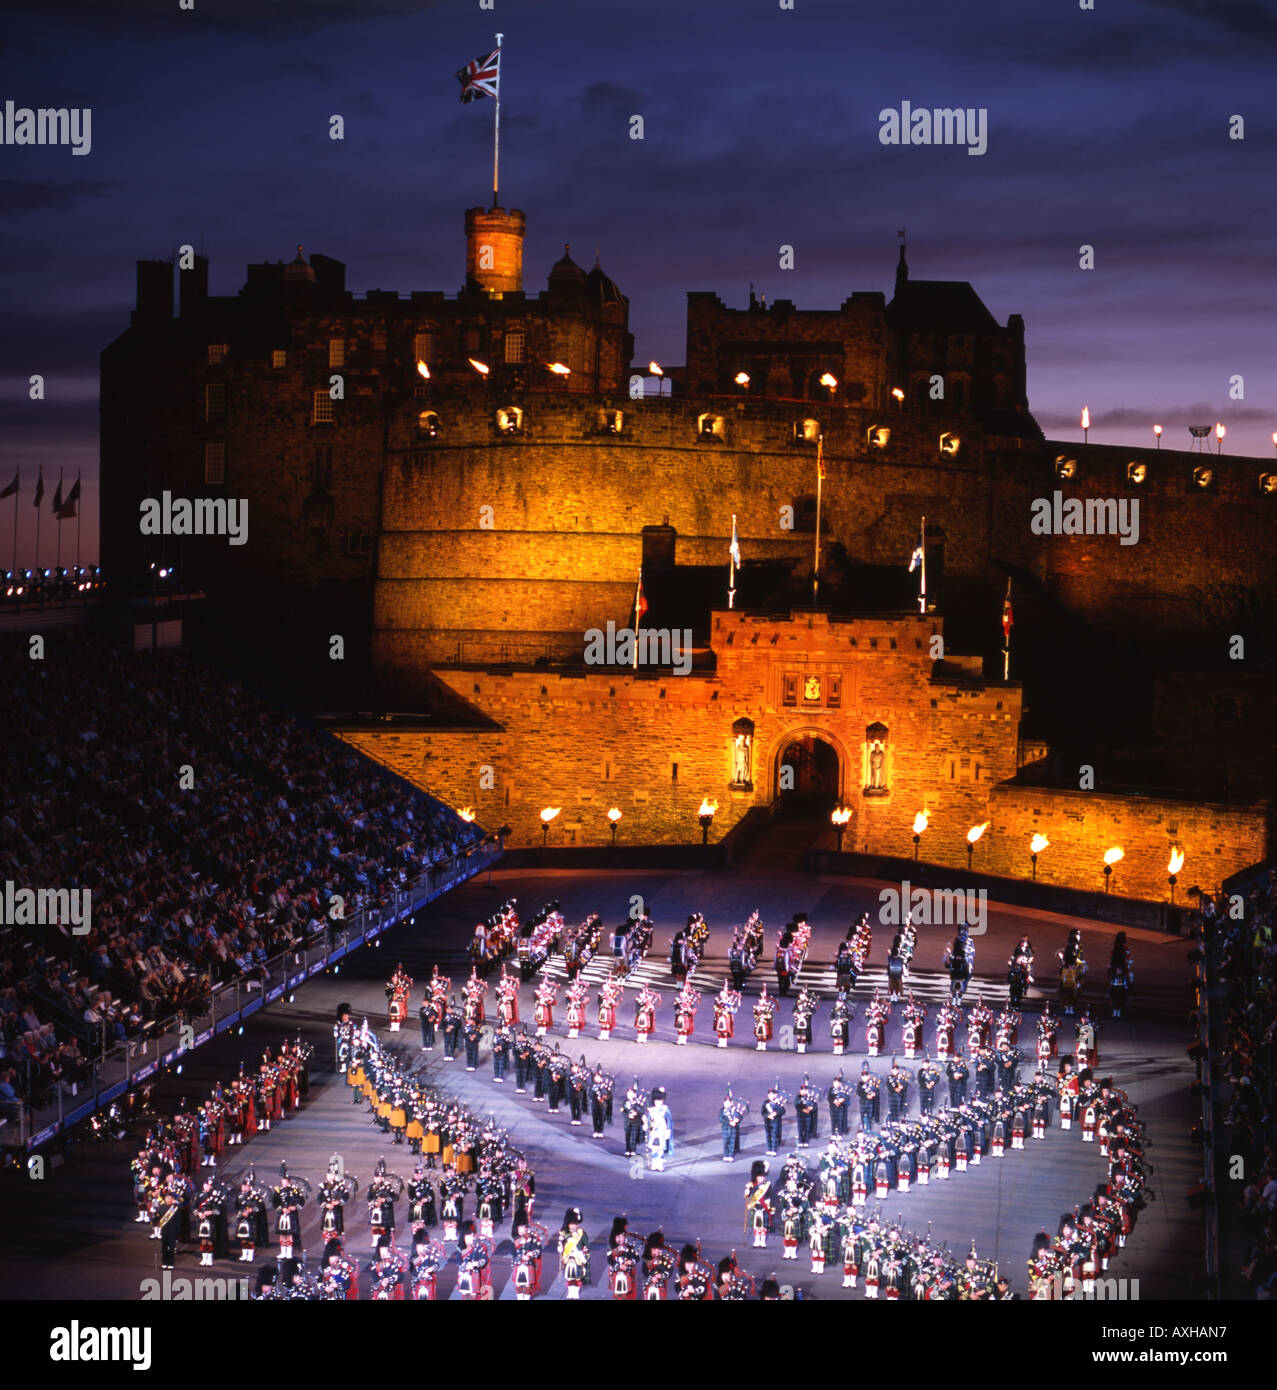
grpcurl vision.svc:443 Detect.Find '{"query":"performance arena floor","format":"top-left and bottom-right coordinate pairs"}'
top-left (0, 866), bottom-right (1206, 1300)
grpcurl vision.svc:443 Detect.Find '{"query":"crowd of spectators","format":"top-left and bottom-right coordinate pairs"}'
top-left (0, 630), bottom-right (483, 1119)
top-left (1199, 869), bottom-right (1277, 1297)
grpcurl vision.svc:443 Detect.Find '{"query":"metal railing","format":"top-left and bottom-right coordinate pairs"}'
top-left (16, 842), bottom-right (502, 1150)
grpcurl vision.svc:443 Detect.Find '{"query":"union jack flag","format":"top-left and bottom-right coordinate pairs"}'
top-left (456, 49), bottom-right (500, 103)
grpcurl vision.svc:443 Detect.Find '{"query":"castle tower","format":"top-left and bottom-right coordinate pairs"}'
top-left (465, 205), bottom-right (525, 294)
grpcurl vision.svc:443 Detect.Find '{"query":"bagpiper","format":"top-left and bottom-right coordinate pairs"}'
top-left (495, 966), bottom-right (520, 1026)
top-left (827, 1070), bottom-right (853, 1136)
top-left (795, 1074), bottom-right (820, 1148)
top-left (386, 964), bottom-right (413, 1032)
top-left (597, 976), bottom-right (624, 1040)
top-left (713, 980), bottom-right (741, 1047)
top-left (673, 981), bottom-right (701, 1045)
top-left (792, 985), bottom-right (819, 1053)
top-left (512, 1219), bottom-right (547, 1301)
top-left (857, 1062), bottom-right (881, 1130)
top-left (193, 1176), bottom-right (228, 1266)
top-left (318, 1155), bottom-right (358, 1244)
top-left (761, 1085), bottom-right (788, 1156)
top-left (233, 1167), bottom-right (269, 1262)
top-left (829, 991), bottom-right (854, 1056)
top-left (533, 977), bottom-right (558, 1037)
top-left (565, 977), bottom-right (589, 1039)
top-left (457, 1220), bottom-right (493, 1299)
top-left (917, 1051), bottom-right (942, 1115)
top-left (720, 1088), bottom-right (749, 1162)
top-left (901, 994), bottom-right (927, 1059)
top-left (622, 1081), bottom-right (646, 1157)
top-left (753, 984), bottom-right (776, 1050)
top-left (634, 983), bottom-right (662, 1043)
top-left (589, 1063), bottom-right (614, 1138)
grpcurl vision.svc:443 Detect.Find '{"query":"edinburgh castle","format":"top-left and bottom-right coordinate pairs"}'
top-left (100, 206), bottom-right (1274, 902)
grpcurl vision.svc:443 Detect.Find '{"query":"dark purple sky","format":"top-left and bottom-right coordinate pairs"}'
top-left (2, 0), bottom-right (1274, 567)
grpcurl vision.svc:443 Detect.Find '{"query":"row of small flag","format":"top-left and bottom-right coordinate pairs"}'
top-left (0, 469), bottom-right (80, 519)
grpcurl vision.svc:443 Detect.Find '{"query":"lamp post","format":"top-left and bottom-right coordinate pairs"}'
top-left (966, 822), bottom-right (989, 872)
top-left (698, 797), bottom-right (718, 846)
top-left (1030, 833), bottom-right (1048, 882)
top-left (607, 807), bottom-right (622, 848)
top-left (831, 806), bottom-right (850, 854)
top-left (1102, 845), bottom-right (1124, 893)
top-left (540, 806), bottom-right (560, 848)
top-left (1081, 406), bottom-right (1090, 445)
top-left (1215, 421), bottom-right (1226, 455)
top-left (734, 372), bottom-right (750, 393)
top-left (912, 810), bottom-right (928, 862)
top-left (1153, 423), bottom-right (1162, 449)
top-left (648, 362), bottom-right (668, 398)
top-left (820, 372), bottom-right (837, 397)
top-left (1168, 847), bottom-right (1185, 905)
top-left (892, 387), bottom-right (905, 411)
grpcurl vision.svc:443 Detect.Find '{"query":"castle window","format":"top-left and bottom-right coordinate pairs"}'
top-left (496, 406), bottom-right (523, 434)
top-left (207, 343), bottom-right (228, 365)
top-left (947, 376), bottom-right (968, 412)
top-left (504, 329), bottom-right (526, 363)
top-left (697, 413), bottom-right (725, 441)
top-left (827, 676), bottom-right (842, 709)
top-left (1055, 456), bottom-right (1078, 480)
top-left (782, 673), bottom-right (798, 706)
top-left (372, 328), bottom-right (387, 353)
top-left (204, 443), bottom-right (225, 485)
top-left (328, 338), bottom-right (346, 368)
top-left (796, 418), bottom-right (820, 443)
top-left (792, 494), bottom-right (817, 533)
top-left (413, 333), bottom-right (433, 364)
top-left (312, 390), bottom-right (335, 424)
top-left (597, 409), bottom-right (623, 434)
top-left (204, 383), bottom-right (226, 424)
top-left (272, 349), bottom-right (287, 369)
top-left (464, 327), bottom-right (481, 353)
top-left (344, 529), bottom-right (372, 557)
top-left (418, 410), bottom-right (441, 437)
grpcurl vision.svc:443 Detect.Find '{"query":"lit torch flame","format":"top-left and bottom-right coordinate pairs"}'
top-left (734, 371), bottom-right (750, 386)
top-left (648, 361), bottom-right (663, 376)
top-left (1103, 846), bottom-right (1124, 867)
top-left (416, 360), bottom-right (430, 380)
top-left (1030, 833), bottom-right (1049, 854)
top-left (607, 807), bottom-right (622, 824)
top-left (468, 358), bottom-right (490, 375)
top-left (912, 811), bottom-right (929, 836)
top-left (966, 822), bottom-right (989, 844)
top-left (547, 362), bottom-right (571, 376)
top-left (1168, 847), bottom-right (1185, 875)
top-left (457, 807), bottom-right (475, 822)
top-left (698, 798), bottom-right (718, 819)
top-left (539, 807), bottom-right (561, 825)
top-left (820, 372), bottom-right (838, 390)
top-left (831, 807), bottom-right (851, 826)
top-left (1215, 421), bottom-right (1225, 442)
top-left (1081, 406), bottom-right (1090, 431)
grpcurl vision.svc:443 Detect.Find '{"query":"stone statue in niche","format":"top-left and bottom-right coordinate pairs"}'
top-left (864, 721), bottom-right (889, 796)
top-left (731, 717), bottom-right (755, 788)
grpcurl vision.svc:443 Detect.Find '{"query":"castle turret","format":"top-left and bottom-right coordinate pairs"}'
top-left (465, 206), bottom-right (525, 294)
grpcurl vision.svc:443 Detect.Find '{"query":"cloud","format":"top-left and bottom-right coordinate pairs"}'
top-left (0, 179), bottom-right (121, 214)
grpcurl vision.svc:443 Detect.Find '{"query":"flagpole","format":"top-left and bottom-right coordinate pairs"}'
top-left (34, 479), bottom-right (42, 602)
top-left (55, 470), bottom-right (63, 576)
top-left (728, 516), bottom-right (736, 611)
top-left (918, 514), bottom-right (927, 614)
top-left (76, 478), bottom-right (83, 601)
top-left (812, 434), bottom-right (823, 604)
top-left (632, 565), bottom-right (642, 671)
top-left (1002, 577), bottom-right (1012, 682)
top-left (9, 474), bottom-right (17, 580)
top-left (492, 33), bottom-right (502, 205)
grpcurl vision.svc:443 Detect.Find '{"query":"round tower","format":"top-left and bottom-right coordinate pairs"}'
top-left (465, 206), bottom-right (525, 294)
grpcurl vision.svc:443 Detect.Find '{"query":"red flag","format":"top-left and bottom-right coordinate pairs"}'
top-left (456, 49), bottom-right (500, 103)
top-left (1001, 593), bottom-right (1014, 641)
top-left (634, 569), bottom-right (648, 624)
